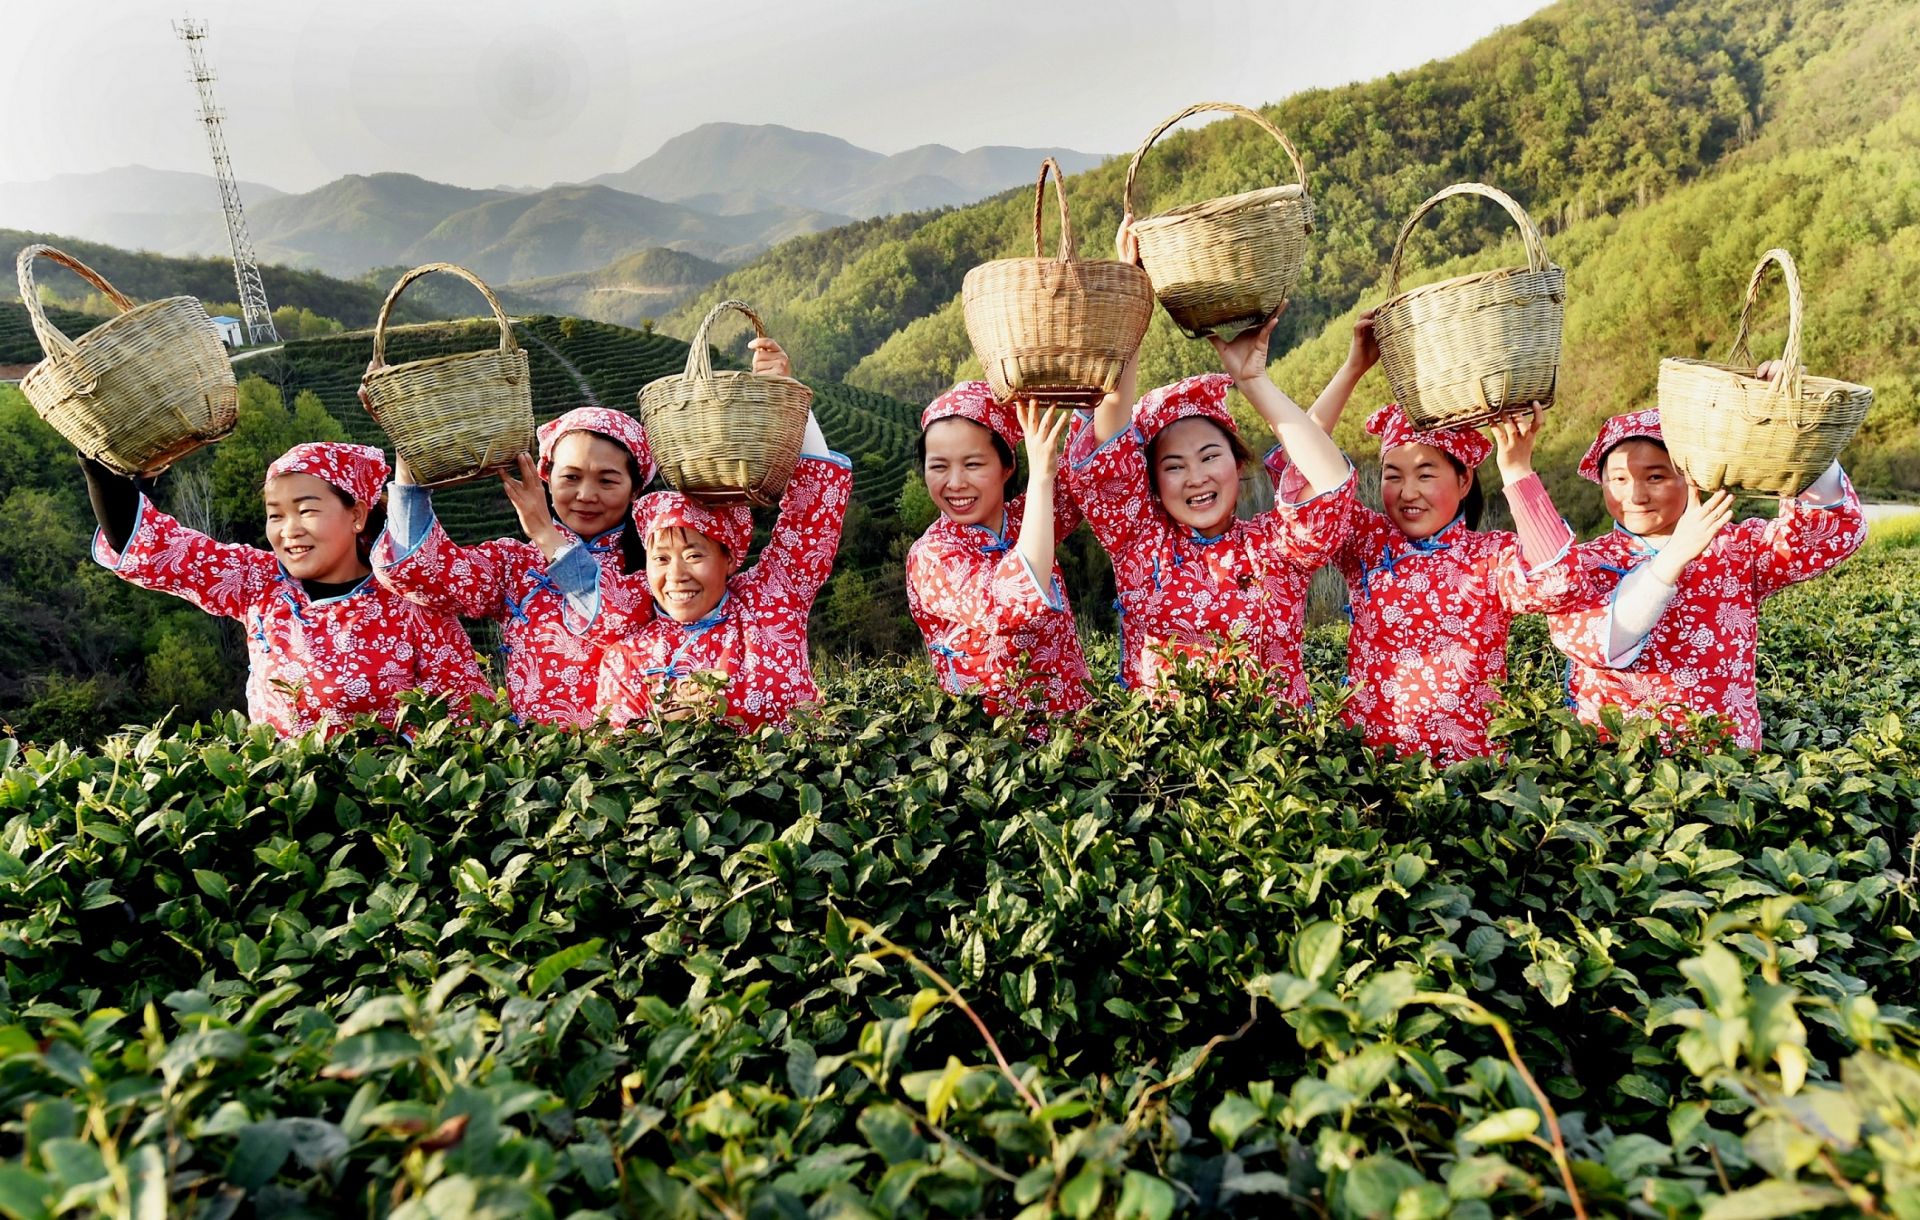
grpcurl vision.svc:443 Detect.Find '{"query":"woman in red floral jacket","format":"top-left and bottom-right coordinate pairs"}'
top-left (84, 441), bottom-right (489, 737)
top-left (374, 406), bottom-right (656, 726)
top-left (905, 382), bottom-right (1089, 718)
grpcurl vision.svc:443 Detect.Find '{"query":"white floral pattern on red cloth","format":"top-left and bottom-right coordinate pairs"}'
top-left (1364, 403), bottom-right (1492, 469)
top-left (1068, 421), bottom-right (1352, 702)
top-left (96, 497), bottom-right (490, 737)
top-left (905, 476), bottom-right (1090, 717)
top-left (1328, 495), bottom-right (1592, 764)
top-left (265, 442), bottom-right (388, 508)
top-left (372, 509), bottom-right (625, 727)
top-left (536, 406), bottom-right (657, 484)
top-left (1547, 473), bottom-right (1866, 749)
top-left (574, 455), bottom-right (852, 731)
top-left (921, 381), bottom-right (1023, 448)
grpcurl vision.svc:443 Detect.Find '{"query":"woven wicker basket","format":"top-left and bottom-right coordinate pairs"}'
top-left (1658, 248), bottom-right (1872, 497)
top-left (359, 263), bottom-right (534, 489)
top-left (16, 244), bottom-right (236, 475)
top-left (638, 299), bottom-right (812, 507)
top-left (962, 158), bottom-right (1153, 406)
top-left (1373, 183), bottom-right (1564, 430)
top-left (1124, 102), bottom-right (1315, 339)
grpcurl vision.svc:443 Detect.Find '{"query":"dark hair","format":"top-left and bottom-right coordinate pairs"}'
top-left (1145, 417), bottom-right (1253, 501)
top-left (1597, 436), bottom-right (1669, 479)
top-left (547, 429), bottom-right (649, 573)
top-left (916, 419), bottom-right (1018, 494)
top-left (1439, 453), bottom-right (1485, 530)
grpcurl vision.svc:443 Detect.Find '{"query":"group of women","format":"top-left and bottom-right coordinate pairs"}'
top-left (81, 291), bottom-right (1866, 762)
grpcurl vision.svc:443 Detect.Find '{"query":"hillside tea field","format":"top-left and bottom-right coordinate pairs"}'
top-left (0, 533), bottom-right (1915, 1218)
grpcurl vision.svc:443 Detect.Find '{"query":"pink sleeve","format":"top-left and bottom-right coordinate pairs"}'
top-left (1066, 425), bottom-right (1156, 558)
top-left (1502, 474), bottom-right (1576, 569)
top-left (745, 453), bottom-right (852, 609)
top-left (373, 523), bottom-right (516, 620)
top-left (907, 536), bottom-right (1057, 641)
top-left (93, 496), bottom-right (278, 621)
top-left (1750, 469), bottom-right (1867, 600)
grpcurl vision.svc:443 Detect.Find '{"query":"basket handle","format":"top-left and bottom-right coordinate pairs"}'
top-left (1727, 247), bottom-right (1806, 400)
top-left (1385, 182), bottom-right (1552, 297)
top-left (1121, 101), bottom-right (1308, 220)
top-left (15, 244), bottom-right (136, 363)
top-left (1031, 158), bottom-right (1076, 262)
top-left (684, 299), bottom-right (771, 382)
top-left (369, 262), bottom-right (518, 371)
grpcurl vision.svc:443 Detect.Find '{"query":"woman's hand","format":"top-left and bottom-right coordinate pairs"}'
top-left (1490, 403), bottom-right (1546, 482)
top-left (1017, 400), bottom-right (1073, 486)
top-left (749, 337), bottom-right (792, 379)
top-left (1114, 214), bottom-right (1141, 265)
top-left (1651, 482), bottom-right (1735, 582)
top-left (1208, 303), bottom-right (1288, 386)
top-left (501, 452), bottom-right (565, 559)
top-left (1346, 309), bottom-right (1380, 376)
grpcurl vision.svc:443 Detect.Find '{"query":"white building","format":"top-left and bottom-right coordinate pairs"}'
top-left (210, 315), bottom-right (244, 348)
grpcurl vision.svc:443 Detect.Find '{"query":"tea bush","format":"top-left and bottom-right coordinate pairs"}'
top-left (0, 545), bottom-right (1916, 1217)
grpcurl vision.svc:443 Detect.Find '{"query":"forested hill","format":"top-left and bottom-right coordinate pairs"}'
top-left (0, 230), bottom-right (445, 336)
top-left (662, 0), bottom-right (1920, 499)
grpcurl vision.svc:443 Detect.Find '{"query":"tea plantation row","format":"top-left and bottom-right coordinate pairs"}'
top-left (0, 539), bottom-right (1917, 1217)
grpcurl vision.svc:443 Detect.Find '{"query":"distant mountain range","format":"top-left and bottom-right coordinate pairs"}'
top-left (0, 124), bottom-right (1107, 285)
top-left (589, 122), bottom-right (1105, 218)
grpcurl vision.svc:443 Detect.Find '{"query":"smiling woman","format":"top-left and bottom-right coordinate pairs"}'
top-left (79, 440), bottom-right (490, 737)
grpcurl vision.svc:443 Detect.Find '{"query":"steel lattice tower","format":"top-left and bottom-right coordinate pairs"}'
top-left (175, 18), bottom-right (279, 345)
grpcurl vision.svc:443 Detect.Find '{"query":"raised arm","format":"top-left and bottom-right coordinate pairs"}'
top-left (1306, 311), bottom-right (1380, 437)
top-left (1211, 310), bottom-right (1349, 495)
top-left (373, 459), bottom-right (517, 620)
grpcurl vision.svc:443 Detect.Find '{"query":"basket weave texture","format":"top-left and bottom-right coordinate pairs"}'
top-left (1658, 248), bottom-right (1872, 497)
top-left (359, 262), bottom-right (534, 489)
top-left (1373, 183), bottom-right (1564, 430)
top-left (962, 158), bottom-right (1153, 406)
top-left (1124, 101), bottom-right (1315, 339)
top-left (638, 299), bottom-right (812, 508)
top-left (16, 244), bottom-right (236, 476)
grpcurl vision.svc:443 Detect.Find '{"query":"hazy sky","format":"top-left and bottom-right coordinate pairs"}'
top-left (4, 0), bottom-right (1547, 192)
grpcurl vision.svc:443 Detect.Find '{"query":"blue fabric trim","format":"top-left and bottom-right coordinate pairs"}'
top-left (1355, 510), bottom-right (1464, 601)
top-left (805, 451), bottom-right (855, 471)
top-left (641, 591), bottom-right (732, 681)
top-left (386, 482), bottom-right (436, 557)
top-left (546, 542), bottom-right (603, 631)
top-left (301, 573), bottom-right (377, 608)
top-left (92, 493), bottom-right (153, 572)
top-left (1070, 423), bottom-right (1139, 472)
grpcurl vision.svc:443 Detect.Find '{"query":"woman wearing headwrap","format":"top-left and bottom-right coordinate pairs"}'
top-left (540, 338), bottom-right (853, 730)
top-left (1067, 312), bottom-right (1356, 700)
top-left (1298, 313), bottom-right (1590, 762)
top-left (905, 382), bottom-right (1089, 717)
top-left (374, 406), bottom-right (657, 725)
top-left (83, 441), bottom-right (489, 737)
top-left (1547, 389), bottom-right (1865, 749)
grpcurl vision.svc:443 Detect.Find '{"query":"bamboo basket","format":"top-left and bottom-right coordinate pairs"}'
top-left (16, 244), bottom-right (236, 475)
top-left (358, 263), bottom-right (534, 488)
top-left (1658, 249), bottom-right (1872, 496)
top-left (1123, 101), bottom-right (1315, 339)
top-left (638, 299), bottom-right (812, 507)
top-left (1373, 183), bottom-right (1564, 429)
top-left (962, 159), bottom-right (1153, 405)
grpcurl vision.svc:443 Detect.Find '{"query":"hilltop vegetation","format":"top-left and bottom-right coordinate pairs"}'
top-left (663, 0), bottom-right (1920, 509)
top-left (0, 228), bottom-right (443, 338)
